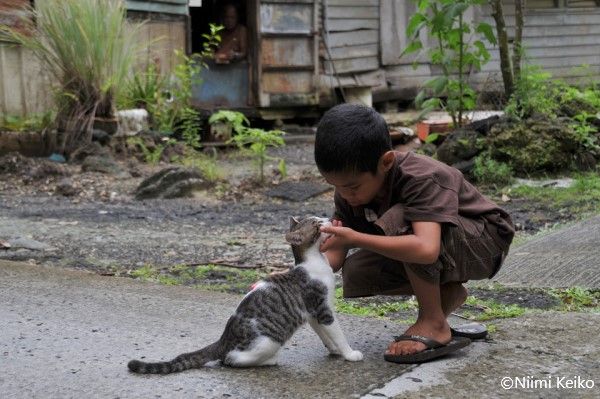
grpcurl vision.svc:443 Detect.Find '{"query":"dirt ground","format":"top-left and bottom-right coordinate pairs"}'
top-left (0, 141), bottom-right (582, 312)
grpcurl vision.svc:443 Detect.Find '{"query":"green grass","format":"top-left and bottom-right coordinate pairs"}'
top-left (130, 264), bottom-right (264, 293)
top-left (549, 287), bottom-right (600, 312)
top-left (510, 172), bottom-right (600, 216)
top-left (460, 296), bottom-right (527, 321)
top-left (334, 288), bottom-right (418, 320)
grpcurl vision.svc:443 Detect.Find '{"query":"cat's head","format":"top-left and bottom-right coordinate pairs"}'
top-left (284, 216), bottom-right (331, 249)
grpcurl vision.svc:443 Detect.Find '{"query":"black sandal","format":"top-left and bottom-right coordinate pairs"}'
top-left (384, 334), bottom-right (471, 364)
top-left (450, 322), bottom-right (488, 340)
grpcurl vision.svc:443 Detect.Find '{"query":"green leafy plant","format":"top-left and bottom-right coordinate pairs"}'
top-left (119, 24), bottom-right (222, 148)
top-left (550, 287), bottom-right (599, 311)
top-left (571, 112), bottom-right (599, 152)
top-left (228, 127), bottom-right (286, 183)
top-left (0, 0), bottom-right (144, 155)
top-left (118, 62), bottom-right (166, 110)
top-left (472, 153), bottom-right (513, 187)
top-left (127, 136), bottom-right (176, 165)
top-left (210, 110), bottom-right (287, 184)
top-left (208, 110), bottom-right (250, 135)
top-left (404, 0), bottom-right (496, 127)
top-left (505, 64), bottom-right (558, 120)
top-left (174, 151), bottom-right (224, 183)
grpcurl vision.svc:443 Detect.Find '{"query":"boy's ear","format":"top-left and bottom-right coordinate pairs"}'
top-left (380, 151), bottom-right (395, 172)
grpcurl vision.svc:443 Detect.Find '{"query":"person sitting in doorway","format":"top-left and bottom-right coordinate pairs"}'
top-left (215, 3), bottom-right (248, 64)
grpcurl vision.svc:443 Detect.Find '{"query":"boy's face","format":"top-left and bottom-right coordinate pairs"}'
top-left (321, 151), bottom-right (395, 207)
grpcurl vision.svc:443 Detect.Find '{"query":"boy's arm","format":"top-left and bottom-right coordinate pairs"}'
top-left (321, 221), bottom-right (441, 265)
top-left (324, 247), bottom-right (348, 273)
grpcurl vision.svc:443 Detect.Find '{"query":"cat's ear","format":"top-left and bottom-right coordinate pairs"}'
top-left (285, 230), bottom-right (303, 246)
top-left (289, 216), bottom-right (300, 230)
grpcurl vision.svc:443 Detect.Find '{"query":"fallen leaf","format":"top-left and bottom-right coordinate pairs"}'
top-left (501, 193), bottom-right (511, 202)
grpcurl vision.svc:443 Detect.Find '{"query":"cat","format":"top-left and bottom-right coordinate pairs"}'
top-left (127, 216), bottom-right (363, 374)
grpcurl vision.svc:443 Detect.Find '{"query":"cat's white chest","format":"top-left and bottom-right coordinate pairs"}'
top-left (300, 250), bottom-right (335, 288)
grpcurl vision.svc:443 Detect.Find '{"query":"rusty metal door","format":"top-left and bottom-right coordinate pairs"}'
top-left (256, 0), bottom-right (319, 107)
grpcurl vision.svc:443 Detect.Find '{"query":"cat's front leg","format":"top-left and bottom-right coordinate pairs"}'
top-left (318, 317), bottom-right (363, 362)
top-left (308, 317), bottom-right (341, 355)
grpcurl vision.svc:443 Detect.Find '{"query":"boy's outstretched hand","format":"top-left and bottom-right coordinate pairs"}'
top-left (320, 220), bottom-right (357, 252)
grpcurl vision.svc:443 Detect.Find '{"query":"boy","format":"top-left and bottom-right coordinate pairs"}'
top-left (315, 104), bottom-right (514, 364)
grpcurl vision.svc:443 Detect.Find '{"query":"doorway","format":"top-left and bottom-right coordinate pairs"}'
top-left (190, 0), bottom-right (253, 109)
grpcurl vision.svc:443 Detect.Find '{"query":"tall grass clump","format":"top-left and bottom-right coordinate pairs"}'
top-left (0, 0), bottom-right (145, 155)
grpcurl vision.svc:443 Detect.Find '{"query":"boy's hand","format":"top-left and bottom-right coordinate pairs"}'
top-left (320, 220), bottom-right (357, 252)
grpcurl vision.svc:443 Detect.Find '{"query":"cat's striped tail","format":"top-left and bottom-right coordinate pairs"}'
top-left (127, 342), bottom-right (221, 374)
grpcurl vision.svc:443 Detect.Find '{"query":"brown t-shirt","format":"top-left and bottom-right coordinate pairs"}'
top-left (334, 152), bottom-right (513, 237)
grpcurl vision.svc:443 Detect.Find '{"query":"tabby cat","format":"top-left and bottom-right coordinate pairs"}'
top-left (127, 216), bottom-right (363, 374)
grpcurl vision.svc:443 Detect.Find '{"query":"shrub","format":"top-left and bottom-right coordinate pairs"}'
top-left (1, 0), bottom-right (145, 155)
top-left (473, 153), bottom-right (513, 187)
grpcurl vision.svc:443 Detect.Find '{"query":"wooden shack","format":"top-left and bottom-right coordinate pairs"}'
top-left (192, 0), bottom-right (600, 116)
top-left (2, 0), bottom-right (600, 118)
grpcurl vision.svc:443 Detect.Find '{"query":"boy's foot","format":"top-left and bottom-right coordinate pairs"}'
top-left (385, 319), bottom-right (452, 356)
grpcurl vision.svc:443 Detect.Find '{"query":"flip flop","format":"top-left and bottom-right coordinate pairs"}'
top-left (384, 334), bottom-right (471, 364)
top-left (450, 322), bottom-right (488, 340)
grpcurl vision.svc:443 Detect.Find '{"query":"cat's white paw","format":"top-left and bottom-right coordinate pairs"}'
top-left (343, 350), bottom-right (364, 362)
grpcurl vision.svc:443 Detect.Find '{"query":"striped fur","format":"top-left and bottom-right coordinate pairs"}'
top-left (127, 216), bottom-right (362, 374)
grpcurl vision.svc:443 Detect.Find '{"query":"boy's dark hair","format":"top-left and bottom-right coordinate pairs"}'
top-left (315, 103), bottom-right (392, 174)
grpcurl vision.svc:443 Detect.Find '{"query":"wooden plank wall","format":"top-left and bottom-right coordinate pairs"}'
top-left (135, 18), bottom-right (187, 75)
top-left (0, 44), bottom-right (53, 117)
top-left (0, 16), bottom-right (186, 117)
top-left (321, 0), bottom-right (380, 75)
top-left (381, 0), bottom-right (600, 98)
top-left (0, 0), bottom-right (53, 116)
top-left (475, 0), bottom-right (600, 87)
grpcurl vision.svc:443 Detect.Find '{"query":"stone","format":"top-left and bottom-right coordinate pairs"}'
top-left (70, 142), bottom-right (111, 163)
top-left (56, 178), bottom-right (78, 197)
top-left (488, 117), bottom-right (582, 173)
top-left (81, 155), bottom-right (125, 175)
top-left (134, 167), bottom-right (212, 200)
top-left (116, 109), bottom-right (149, 136)
top-left (8, 237), bottom-right (54, 251)
top-left (435, 129), bottom-right (483, 166)
top-left (92, 129), bottom-right (111, 146)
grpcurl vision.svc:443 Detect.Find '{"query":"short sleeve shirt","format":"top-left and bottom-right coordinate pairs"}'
top-left (333, 152), bottom-right (511, 235)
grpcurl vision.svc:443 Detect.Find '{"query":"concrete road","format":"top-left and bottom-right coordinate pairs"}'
top-left (0, 260), bottom-right (416, 399)
top-left (2, 256), bottom-right (599, 398)
top-left (494, 215), bottom-right (600, 288)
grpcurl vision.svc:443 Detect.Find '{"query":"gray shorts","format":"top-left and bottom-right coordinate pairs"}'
top-left (341, 207), bottom-right (514, 298)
